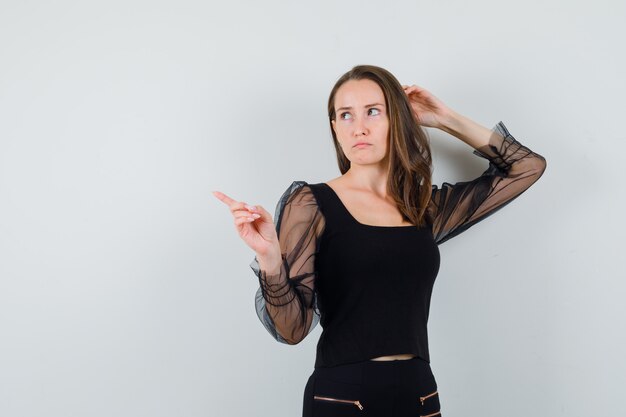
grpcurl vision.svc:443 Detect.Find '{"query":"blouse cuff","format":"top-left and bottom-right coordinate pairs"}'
top-left (472, 121), bottom-right (535, 173)
top-left (250, 254), bottom-right (297, 307)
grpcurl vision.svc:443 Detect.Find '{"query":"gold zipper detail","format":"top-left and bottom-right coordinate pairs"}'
top-left (419, 389), bottom-right (438, 406)
top-left (314, 395), bottom-right (364, 410)
top-left (420, 411), bottom-right (441, 417)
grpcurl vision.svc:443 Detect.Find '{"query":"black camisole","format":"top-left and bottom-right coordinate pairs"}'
top-left (310, 182), bottom-right (441, 368)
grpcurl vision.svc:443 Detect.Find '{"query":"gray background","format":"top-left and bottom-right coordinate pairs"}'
top-left (1, 0), bottom-right (624, 416)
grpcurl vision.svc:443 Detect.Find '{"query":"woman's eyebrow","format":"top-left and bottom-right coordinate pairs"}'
top-left (336, 102), bottom-right (385, 111)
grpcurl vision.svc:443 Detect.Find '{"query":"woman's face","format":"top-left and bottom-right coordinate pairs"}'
top-left (331, 78), bottom-right (390, 166)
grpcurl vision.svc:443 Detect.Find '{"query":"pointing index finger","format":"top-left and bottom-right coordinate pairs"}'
top-left (212, 191), bottom-right (236, 206)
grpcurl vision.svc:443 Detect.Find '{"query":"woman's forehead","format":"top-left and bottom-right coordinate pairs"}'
top-left (335, 79), bottom-right (385, 108)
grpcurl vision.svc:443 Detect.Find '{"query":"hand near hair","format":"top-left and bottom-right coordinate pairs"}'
top-left (402, 84), bottom-right (455, 130)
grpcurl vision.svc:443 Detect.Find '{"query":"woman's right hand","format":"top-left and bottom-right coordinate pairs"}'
top-left (212, 190), bottom-right (280, 258)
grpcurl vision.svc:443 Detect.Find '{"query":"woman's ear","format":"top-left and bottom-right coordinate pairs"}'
top-left (331, 119), bottom-right (336, 134)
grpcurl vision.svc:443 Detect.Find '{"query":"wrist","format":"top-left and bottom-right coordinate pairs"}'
top-left (438, 110), bottom-right (465, 133)
top-left (438, 111), bottom-right (493, 149)
top-left (257, 251), bottom-right (283, 277)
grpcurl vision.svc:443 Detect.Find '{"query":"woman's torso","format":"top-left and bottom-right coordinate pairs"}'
top-left (324, 178), bottom-right (420, 362)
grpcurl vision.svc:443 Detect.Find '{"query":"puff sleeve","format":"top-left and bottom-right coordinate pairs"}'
top-left (249, 181), bottom-right (326, 345)
top-left (429, 121), bottom-right (547, 245)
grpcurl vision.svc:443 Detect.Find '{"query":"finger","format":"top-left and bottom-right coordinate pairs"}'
top-left (213, 189), bottom-right (257, 213)
top-left (213, 190), bottom-right (238, 206)
top-left (247, 204), bottom-right (271, 221)
top-left (235, 210), bottom-right (262, 223)
top-left (406, 84), bottom-right (425, 91)
top-left (230, 200), bottom-right (258, 216)
top-left (405, 86), bottom-right (426, 96)
top-left (249, 204), bottom-right (272, 221)
top-left (214, 192), bottom-right (260, 217)
top-left (236, 204), bottom-right (271, 226)
top-left (234, 215), bottom-right (258, 226)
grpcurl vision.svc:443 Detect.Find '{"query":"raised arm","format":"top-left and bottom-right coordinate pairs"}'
top-left (429, 120), bottom-right (547, 245)
top-left (249, 181), bottom-right (326, 345)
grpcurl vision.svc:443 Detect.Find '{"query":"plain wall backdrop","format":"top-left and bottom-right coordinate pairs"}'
top-left (1, 1), bottom-right (624, 416)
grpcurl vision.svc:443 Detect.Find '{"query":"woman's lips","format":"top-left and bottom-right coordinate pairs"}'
top-left (354, 143), bottom-right (371, 148)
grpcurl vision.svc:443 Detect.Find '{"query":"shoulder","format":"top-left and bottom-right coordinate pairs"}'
top-left (278, 180), bottom-right (321, 207)
top-left (274, 181), bottom-right (326, 230)
top-left (324, 176), bottom-right (345, 189)
top-left (282, 179), bottom-right (340, 194)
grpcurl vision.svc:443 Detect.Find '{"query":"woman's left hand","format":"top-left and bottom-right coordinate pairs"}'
top-left (402, 84), bottom-right (455, 129)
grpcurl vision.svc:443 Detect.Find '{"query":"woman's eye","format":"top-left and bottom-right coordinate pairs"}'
top-left (369, 108), bottom-right (380, 116)
top-left (340, 112), bottom-right (352, 120)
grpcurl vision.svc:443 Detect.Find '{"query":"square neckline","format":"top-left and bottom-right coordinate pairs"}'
top-left (321, 182), bottom-right (417, 229)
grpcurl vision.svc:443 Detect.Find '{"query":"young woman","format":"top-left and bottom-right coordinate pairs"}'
top-left (213, 65), bottom-right (547, 417)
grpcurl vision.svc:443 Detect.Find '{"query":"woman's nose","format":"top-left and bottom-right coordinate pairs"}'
top-left (353, 117), bottom-right (368, 136)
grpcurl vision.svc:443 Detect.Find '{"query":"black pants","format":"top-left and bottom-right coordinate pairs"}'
top-left (302, 356), bottom-right (442, 417)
